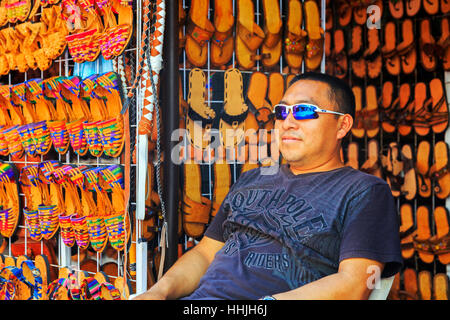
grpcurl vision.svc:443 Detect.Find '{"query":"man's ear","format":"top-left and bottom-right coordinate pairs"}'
top-left (337, 114), bottom-right (354, 139)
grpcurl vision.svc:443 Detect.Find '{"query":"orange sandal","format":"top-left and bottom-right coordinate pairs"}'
top-left (304, 0), bottom-right (324, 71)
top-left (210, 0), bottom-right (234, 68)
top-left (284, 0), bottom-right (307, 71)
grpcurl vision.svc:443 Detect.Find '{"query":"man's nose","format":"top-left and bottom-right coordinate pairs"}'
top-left (280, 111), bottom-right (299, 130)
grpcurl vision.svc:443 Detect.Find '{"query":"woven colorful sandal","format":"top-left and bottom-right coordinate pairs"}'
top-left (42, 77), bottom-right (71, 155)
top-left (94, 72), bottom-right (125, 158)
top-left (59, 76), bottom-right (90, 156)
top-left (24, 79), bottom-right (55, 155)
top-left (98, 165), bottom-right (130, 252)
top-left (19, 164), bottom-right (44, 242)
top-left (97, 0), bottom-right (133, 60)
top-left (80, 75), bottom-right (107, 157)
top-left (36, 161), bottom-right (66, 241)
top-left (10, 83), bottom-right (39, 158)
top-left (0, 97), bottom-right (11, 157)
top-left (54, 164), bottom-right (90, 250)
top-left (0, 163), bottom-right (20, 239)
top-left (0, 260), bottom-right (43, 300)
top-left (82, 168), bottom-right (112, 252)
top-left (74, 166), bottom-right (109, 253)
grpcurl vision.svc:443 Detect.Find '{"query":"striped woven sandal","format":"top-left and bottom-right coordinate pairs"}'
top-left (97, 0), bottom-right (133, 60)
top-left (0, 88), bottom-right (13, 156)
top-left (42, 77), bottom-right (71, 155)
top-left (19, 164), bottom-right (45, 242)
top-left (53, 164), bottom-right (90, 250)
top-left (10, 83), bottom-right (39, 158)
top-left (98, 165), bottom-right (130, 251)
top-left (94, 72), bottom-right (125, 158)
top-left (24, 79), bottom-right (55, 156)
top-left (83, 167), bottom-right (112, 252)
top-left (36, 161), bottom-right (65, 241)
top-left (80, 75), bottom-right (107, 157)
top-left (59, 76), bottom-right (90, 156)
top-left (0, 163), bottom-right (20, 239)
top-left (80, 276), bottom-right (121, 300)
top-left (0, 86), bottom-right (25, 158)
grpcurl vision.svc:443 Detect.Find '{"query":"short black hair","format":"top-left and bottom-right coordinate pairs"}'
top-left (288, 72), bottom-right (355, 119)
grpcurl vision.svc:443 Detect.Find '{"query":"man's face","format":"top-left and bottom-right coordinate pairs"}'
top-left (274, 80), bottom-right (344, 169)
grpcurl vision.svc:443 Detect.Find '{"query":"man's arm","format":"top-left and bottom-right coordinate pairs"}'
top-left (271, 258), bottom-right (385, 300)
top-left (132, 236), bottom-right (224, 300)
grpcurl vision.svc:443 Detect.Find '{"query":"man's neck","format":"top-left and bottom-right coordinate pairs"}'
top-left (287, 157), bottom-right (345, 175)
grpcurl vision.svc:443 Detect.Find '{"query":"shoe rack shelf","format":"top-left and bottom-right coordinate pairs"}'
top-left (0, 4), bottom-right (140, 295)
top-left (327, 0), bottom-right (450, 299)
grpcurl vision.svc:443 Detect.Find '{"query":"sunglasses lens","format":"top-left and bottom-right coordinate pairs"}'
top-left (274, 105), bottom-right (289, 120)
top-left (292, 105), bottom-right (318, 120)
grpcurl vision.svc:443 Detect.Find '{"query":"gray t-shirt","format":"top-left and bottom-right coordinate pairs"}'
top-left (183, 165), bottom-right (402, 300)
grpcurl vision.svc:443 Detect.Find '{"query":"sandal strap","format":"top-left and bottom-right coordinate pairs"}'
top-left (284, 30), bottom-right (307, 54)
top-left (186, 16), bottom-right (214, 46)
top-left (237, 21), bottom-right (265, 51)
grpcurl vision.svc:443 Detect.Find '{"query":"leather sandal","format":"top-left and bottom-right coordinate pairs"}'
top-left (211, 0), bottom-right (234, 68)
top-left (351, 86), bottom-right (365, 138)
top-left (365, 29), bottom-right (382, 79)
top-left (442, 0), bottom-right (450, 12)
top-left (412, 82), bottom-right (430, 136)
top-left (399, 204), bottom-right (415, 260)
top-left (244, 71), bottom-right (267, 147)
top-left (420, 19), bottom-right (437, 72)
top-left (427, 78), bottom-right (448, 134)
top-left (429, 141), bottom-right (450, 199)
top-left (379, 81), bottom-right (397, 133)
top-left (433, 273), bottom-right (449, 300)
top-left (397, 19), bottom-right (417, 74)
top-left (264, 72), bottom-right (284, 136)
top-left (401, 268), bottom-right (419, 300)
top-left (418, 270), bottom-right (432, 300)
top-left (185, 0), bottom-right (214, 68)
top-left (182, 162), bottom-right (211, 238)
top-left (424, 0), bottom-right (439, 14)
top-left (416, 140), bottom-right (432, 198)
top-left (261, 0), bottom-right (282, 69)
top-left (304, 0), bottom-right (324, 71)
top-left (429, 206), bottom-right (450, 265)
top-left (337, 0), bottom-right (352, 27)
top-left (219, 68), bottom-right (248, 150)
top-left (351, 0), bottom-right (367, 25)
top-left (381, 142), bottom-right (403, 197)
top-left (381, 22), bottom-right (401, 76)
top-left (348, 25), bottom-right (366, 79)
top-left (400, 144), bottom-right (417, 200)
top-left (360, 139), bottom-right (382, 178)
top-left (397, 83), bottom-right (415, 137)
top-left (284, 0), bottom-right (307, 71)
top-left (211, 161), bottom-right (231, 219)
top-left (437, 17), bottom-right (450, 71)
top-left (0, 163), bottom-right (20, 239)
top-left (236, 0), bottom-right (265, 70)
top-left (389, 0), bottom-right (404, 18)
top-left (330, 29), bottom-right (348, 79)
top-left (405, 0), bottom-right (422, 16)
top-left (364, 85), bottom-right (379, 138)
top-left (413, 205), bottom-right (434, 263)
top-left (186, 68), bottom-right (216, 151)
top-left (345, 141), bottom-right (359, 170)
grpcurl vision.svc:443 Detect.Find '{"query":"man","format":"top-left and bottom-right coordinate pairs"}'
top-left (134, 72), bottom-right (402, 300)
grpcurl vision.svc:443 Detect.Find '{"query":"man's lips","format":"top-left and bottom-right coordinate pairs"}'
top-left (281, 135), bottom-right (302, 142)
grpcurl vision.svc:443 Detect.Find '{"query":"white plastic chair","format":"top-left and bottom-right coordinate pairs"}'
top-left (368, 276), bottom-right (395, 300)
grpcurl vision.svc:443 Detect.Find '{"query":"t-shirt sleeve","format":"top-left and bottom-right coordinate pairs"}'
top-left (339, 183), bottom-right (403, 278)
